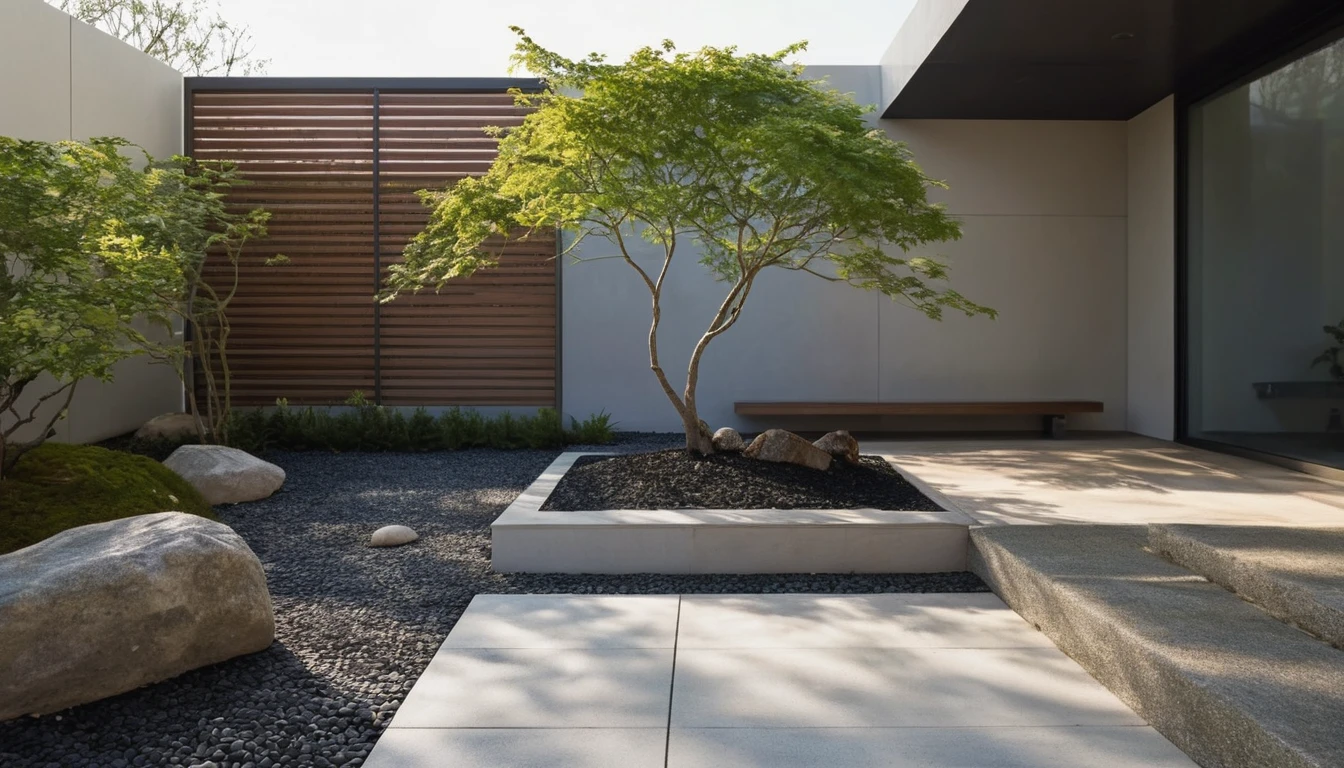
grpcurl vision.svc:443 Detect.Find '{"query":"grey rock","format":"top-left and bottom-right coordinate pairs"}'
top-left (135, 412), bottom-right (201, 442)
top-left (711, 427), bottom-right (745, 452)
top-left (368, 525), bottom-right (418, 548)
top-left (0, 513), bottom-right (274, 721)
top-left (813, 430), bottom-right (860, 464)
top-left (743, 429), bottom-right (832, 471)
top-left (163, 445), bottom-right (285, 505)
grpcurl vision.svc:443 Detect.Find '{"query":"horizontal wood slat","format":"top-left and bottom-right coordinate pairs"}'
top-left (733, 401), bottom-right (1106, 417)
top-left (190, 89), bottom-right (555, 408)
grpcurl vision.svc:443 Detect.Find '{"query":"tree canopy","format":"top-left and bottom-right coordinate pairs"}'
top-left (386, 30), bottom-right (993, 452)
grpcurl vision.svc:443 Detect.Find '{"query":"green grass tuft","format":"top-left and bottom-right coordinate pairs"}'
top-left (0, 443), bottom-right (215, 555)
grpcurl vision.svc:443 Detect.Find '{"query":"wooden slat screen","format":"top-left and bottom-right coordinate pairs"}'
top-left (189, 88), bottom-right (557, 408)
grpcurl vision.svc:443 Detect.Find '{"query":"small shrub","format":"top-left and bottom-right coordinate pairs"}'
top-left (0, 443), bottom-right (214, 555)
top-left (567, 412), bottom-right (616, 445)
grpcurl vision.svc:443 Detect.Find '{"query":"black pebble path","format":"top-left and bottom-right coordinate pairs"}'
top-left (0, 434), bottom-right (986, 767)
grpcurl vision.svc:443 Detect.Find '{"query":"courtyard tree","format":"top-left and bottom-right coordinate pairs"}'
top-left (122, 157), bottom-right (277, 446)
top-left (386, 30), bottom-right (994, 454)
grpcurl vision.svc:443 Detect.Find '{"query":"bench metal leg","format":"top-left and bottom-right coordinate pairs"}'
top-left (1044, 415), bottom-right (1067, 439)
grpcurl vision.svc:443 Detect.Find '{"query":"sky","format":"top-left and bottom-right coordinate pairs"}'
top-left (216, 0), bottom-right (917, 77)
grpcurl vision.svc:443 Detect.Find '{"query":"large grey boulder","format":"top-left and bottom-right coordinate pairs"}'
top-left (163, 445), bottom-right (285, 505)
top-left (0, 512), bottom-right (274, 721)
top-left (743, 429), bottom-right (832, 471)
top-left (134, 412), bottom-right (200, 442)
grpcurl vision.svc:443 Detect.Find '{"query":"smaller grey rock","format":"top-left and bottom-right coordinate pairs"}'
top-left (814, 430), bottom-right (860, 464)
top-left (369, 525), bottom-right (418, 548)
top-left (711, 427), bottom-right (745, 452)
top-left (163, 445), bottom-right (285, 505)
top-left (743, 429), bottom-right (832, 471)
top-left (135, 412), bottom-right (201, 441)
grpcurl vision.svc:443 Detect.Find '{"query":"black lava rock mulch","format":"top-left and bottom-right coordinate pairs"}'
top-left (540, 449), bottom-right (946, 511)
top-left (0, 434), bottom-right (983, 768)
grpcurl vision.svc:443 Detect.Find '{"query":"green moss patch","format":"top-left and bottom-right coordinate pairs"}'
top-left (0, 443), bottom-right (214, 555)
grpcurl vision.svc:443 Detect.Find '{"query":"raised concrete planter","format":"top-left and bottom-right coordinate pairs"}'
top-left (491, 452), bottom-right (973, 574)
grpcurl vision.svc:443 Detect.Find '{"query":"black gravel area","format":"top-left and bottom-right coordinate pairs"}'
top-left (0, 432), bottom-right (985, 767)
top-left (541, 449), bottom-right (946, 511)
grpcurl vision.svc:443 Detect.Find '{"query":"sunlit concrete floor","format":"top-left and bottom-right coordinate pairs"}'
top-left (871, 434), bottom-right (1344, 526)
top-left (364, 594), bottom-right (1194, 768)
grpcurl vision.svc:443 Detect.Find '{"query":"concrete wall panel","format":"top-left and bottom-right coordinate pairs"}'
top-left (1126, 96), bottom-right (1176, 439)
top-left (71, 17), bottom-right (182, 156)
top-left (0, 0), bottom-right (71, 141)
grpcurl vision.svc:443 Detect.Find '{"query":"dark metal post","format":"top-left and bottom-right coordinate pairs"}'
top-left (554, 227), bottom-right (563, 414)
top-left (372, 88), bottom-right (382, 405)
top-left (181, 83), bottom-right (196, 411)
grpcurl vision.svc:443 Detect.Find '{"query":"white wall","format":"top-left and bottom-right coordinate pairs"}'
top-left (1126, 96), bottom-right (1176, 439)
top-left (1, 0), bottom-right (184, 446)
top-left (562, 66), bottom-right (1131, 433)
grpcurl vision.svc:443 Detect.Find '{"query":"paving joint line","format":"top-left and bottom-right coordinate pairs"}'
top-left (664, 594), bottom-right (682, 768)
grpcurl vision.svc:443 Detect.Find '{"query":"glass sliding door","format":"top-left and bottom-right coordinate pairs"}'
top-left (1185, 34), bottom-right (1344, 467)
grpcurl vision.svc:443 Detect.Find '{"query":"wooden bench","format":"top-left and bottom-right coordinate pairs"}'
top-left (733, 401), bottom-right (1104, 438)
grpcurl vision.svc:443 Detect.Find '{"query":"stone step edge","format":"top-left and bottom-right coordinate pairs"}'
top-left (1148, 524), bottom-right (1344, 650)
top-left (969, 528), bottom-right (1327, 768)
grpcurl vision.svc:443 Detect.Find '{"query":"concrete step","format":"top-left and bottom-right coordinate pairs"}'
top-left (1149, 524), bottom-right (1344, 649)
top-left (971, 525), bottom-right (1344, 768)
top-left (491, 453), bottom-right (973, 574)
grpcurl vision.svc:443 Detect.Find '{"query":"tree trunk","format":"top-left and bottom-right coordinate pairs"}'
top-left (680, 406), bottom-right (714, 455)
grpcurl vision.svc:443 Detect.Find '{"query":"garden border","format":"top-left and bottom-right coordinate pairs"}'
top-left (491, 452), bottom-right (975, 574)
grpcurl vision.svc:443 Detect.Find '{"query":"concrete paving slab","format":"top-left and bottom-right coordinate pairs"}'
top-left (870, 435), bottom-right (1344, 526)
top-left (387, 648), bottom-right (674, 728)
top-left (365, 728), bottom-right (667, 768)
top-left (368, 592), bottom-right (1194, 767)
top-left (667, 726), bottom-right (1195, 768)
top-left (972, 524), bottom-right (1344, 768)
top-left (671, 647), bottom-right (1148, 728)
top-left (677, 593), bottom-right (1055, 649)
top-left (441, 594), bottom-right (680, 649)
top-left (1150, 524), bottom-right (1344, 649)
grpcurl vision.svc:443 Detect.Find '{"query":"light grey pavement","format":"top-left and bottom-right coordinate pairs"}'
top-left (365, 593), bottom-right (1195, 768)
top-left (869, 435), bottom-right (1344, 526)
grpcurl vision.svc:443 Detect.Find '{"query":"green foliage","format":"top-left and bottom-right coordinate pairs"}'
top-left (0, 443), bottom-right (214, 555)
top-left (224, 397), bottom-right (614, 454)
top-left (383, 30), bottom-right (993, 453)
top-left (569, 412), bottom-right (616, 444)
top-left (388, 29), bottom-right (991, 321)
top-left (1312, 319), bottom-right (1344, 381)
top-left (1, 138), bottom-right (169, 474)
top-left (0, 136), bottom-right (274, 473)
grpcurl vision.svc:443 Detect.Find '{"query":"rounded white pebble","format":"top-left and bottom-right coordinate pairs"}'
top-left (369, 525), bottom-right (419, 547)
